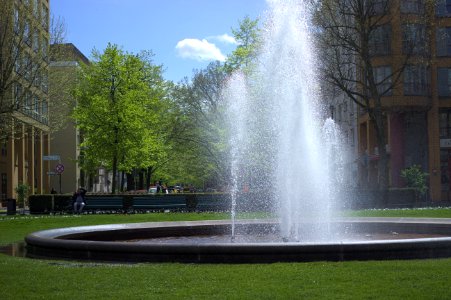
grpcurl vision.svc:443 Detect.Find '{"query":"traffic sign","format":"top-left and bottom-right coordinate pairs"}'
top-left (55, 164), bottom-right (65, 174)
top-left (43, 155), bottom-right (60, 161)
top-left (47, 171), bottom-right (56, 175)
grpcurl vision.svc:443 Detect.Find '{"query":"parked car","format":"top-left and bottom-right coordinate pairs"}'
top-left (148, 186), bottom-right (157, 194)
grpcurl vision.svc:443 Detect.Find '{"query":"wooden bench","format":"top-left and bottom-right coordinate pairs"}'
top-left (84, 196), bottom-right (124, 211)
top-left (132, 195), bottom-right (186, 211)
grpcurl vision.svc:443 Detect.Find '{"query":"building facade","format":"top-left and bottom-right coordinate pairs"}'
top-left (48, 43), bottom-right (89, 194)
top-left (355, 1), bottom-right (451, 201)
top-left (0, 0), bottom-right (51, 203)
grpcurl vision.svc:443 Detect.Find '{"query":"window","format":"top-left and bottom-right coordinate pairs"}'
top-left (24, 91), bottom-right (32, 115)
top-left (41, 101), bottom-right (48, 124)
top-left (369, 25), bottom-right (391, 56)
top-left (402, 24), bottom-right (427, 55)
top-left (41, 3), bottom-right (48, 28)
top-left (32, 29), bottom-right (39, 53)
top-left (404, 65), bottom-right (429, 96)
top-left (14, 6), bottom-right (20, 35)
top-left (24, 54), bottom-right (31, 82)
top-left (437, 0), bottom-right (451, 16)
top-left (369, 0), bottom-right (389, 15)
top-left (1, 143), bottom-right (6, 157)
top-left (41, 72), bottom-right (48, 93)
top-left (13, 45), bottom-right (20, 74)
top-left (14, 84), bottom-right (22, 109)
top-left (24, 19), bottom-right (30, 46)
top-left (401, 0), bottom-right (424, 14)
top-left (437, 27), bottom-right (451, 56)
top-left (42, 36), bottom-right (48, 61)
top-left (438, 68), bottom-right (451, 97)
top-left (33, 67), bottom-right (41, 87)
top-left (440, 110), bottom-right (451, 138)
top-left (33, 0), bottom-right (39, 18)
top-left (33, 95), bottom-right (40, 119)
top-left (373, 66), bottom-right (392, 95)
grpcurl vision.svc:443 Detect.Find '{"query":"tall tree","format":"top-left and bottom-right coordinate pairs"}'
top-left (317, 0), bottom-right (433, 200)
top-left (73, 44), bottom-right (166, 193)
top-left (225, 16), bottom-right (261, 74)
top-left (167, 62), bottom-right (229, 186)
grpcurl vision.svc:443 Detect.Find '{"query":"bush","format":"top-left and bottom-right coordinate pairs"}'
top-left (28, 195), bottom-right (53, 214)
top-left (401, 165), bottom-right (429, 196)
top-left (15, 183), bottom-right (29, 208)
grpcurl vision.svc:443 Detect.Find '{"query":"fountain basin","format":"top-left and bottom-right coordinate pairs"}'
top-left (25, 218), bottom-right (451, 263)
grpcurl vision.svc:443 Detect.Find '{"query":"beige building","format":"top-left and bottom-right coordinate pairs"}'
top-left (0, 0), bottom-right (51, 203)
top-left (49, 43), bottom-right (89, 194)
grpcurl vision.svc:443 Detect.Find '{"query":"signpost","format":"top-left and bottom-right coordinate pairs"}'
top-left (43, 154), bottom-right (62, 193)
top-left (55, 164), bottom-right (64, 193)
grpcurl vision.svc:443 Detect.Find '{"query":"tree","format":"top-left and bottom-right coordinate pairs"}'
top-left (166, 62), bottom-right (230, 187)
top-left (225, 16), bottom-right (261, 74)
top-left (316, 0), bottom-right (433, 199)
top-left (73, 44), bottom-right (166, 193)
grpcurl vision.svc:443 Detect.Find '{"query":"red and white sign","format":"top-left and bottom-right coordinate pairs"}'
top-left (55, 164), bottom-right (65, 174)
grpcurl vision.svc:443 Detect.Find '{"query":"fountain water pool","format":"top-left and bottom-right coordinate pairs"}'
top-left (23, 0), bottom-right (451, 263)
top-left (24, 218), bottom-right (451, 263)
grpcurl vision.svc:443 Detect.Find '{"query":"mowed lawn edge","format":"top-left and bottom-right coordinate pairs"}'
top-left (0, 209), bottom-right (451, 299)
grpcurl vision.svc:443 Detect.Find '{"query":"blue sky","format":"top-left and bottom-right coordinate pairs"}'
top-left (51, 0), bottom-right (268, 82)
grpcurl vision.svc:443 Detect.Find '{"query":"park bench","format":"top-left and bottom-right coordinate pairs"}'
top-left (132, 195), bottom-right (187, 211)
top-left (84, 196), bottom-right (124, 211)
top-left (195, 194), bottom-right (229, 212)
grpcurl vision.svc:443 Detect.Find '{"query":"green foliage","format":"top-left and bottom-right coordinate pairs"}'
top-left (72, 44), bottom-right (168, 192)
top-left (14, 183), bottom-right (29, 208)
top-left (164, 62), bottom-right (230, 186)
top-left (225, 16), bottom-right (261, 74)
top-left (400, 165), bottom-right (429, 196)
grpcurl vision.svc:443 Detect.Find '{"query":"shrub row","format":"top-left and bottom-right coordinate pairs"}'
top-left (27, 188), bottom-right (427, 214)
top-left (28, 193), bottom-right (233, 214)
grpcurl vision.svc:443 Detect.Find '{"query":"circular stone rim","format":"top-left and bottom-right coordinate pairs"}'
top-left (25, 217), bottom-right (451, 263)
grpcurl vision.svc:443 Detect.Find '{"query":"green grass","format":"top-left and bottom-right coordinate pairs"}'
top-left (0, 209), bottom-right (451, 299)
top-left (344, 207), bottom-right (451, 218)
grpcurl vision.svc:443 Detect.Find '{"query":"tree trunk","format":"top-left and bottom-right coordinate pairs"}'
top-left (373, 108), bottom-right (389, 207)
top-left (146, 166), bottom-right (153, 188)
top-left (138, 169), bottom-right (144, 190)
top-left (112, 154), bottom-right (117, 194)
top-left (126, 173), bottom-right (135, 191)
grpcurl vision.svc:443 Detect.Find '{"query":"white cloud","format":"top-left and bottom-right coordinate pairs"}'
top-left (175, 38), bottom-right (226, 62)
top-left (209, 34), bottom-right (238, 45)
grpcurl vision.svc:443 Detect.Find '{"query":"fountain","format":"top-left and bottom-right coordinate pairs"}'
top-left (24, 0), bottom-right (451, 263)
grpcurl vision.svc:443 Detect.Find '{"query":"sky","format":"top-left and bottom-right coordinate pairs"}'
top-left (51, 0), bottom-right (268, 82)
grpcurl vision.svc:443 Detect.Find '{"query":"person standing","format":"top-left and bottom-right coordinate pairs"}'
top-left (72, 188), bottom-right (87, 213)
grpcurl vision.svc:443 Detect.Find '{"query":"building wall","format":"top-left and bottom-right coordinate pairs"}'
top-left (354, 1), bottom-right (451, 201)
top-left (49, 43), bottom-right (89, 194)
top-left (0, 0), bottom-right (51, 202)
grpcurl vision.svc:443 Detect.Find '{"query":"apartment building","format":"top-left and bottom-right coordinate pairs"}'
top-left (355, 1), bottom-right (451, 201)
top-left (0, 0), bottom-right (51, 202)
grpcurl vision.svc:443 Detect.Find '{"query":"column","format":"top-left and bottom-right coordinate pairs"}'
top-left (27, 127), bottom-right (35, 195)
top-left (6, 120), bottom-right (15, 199)
top-left (17, 124), bottom-right (25, 185)
top-left (36, 130), bottom-right (43, 193)
top-left (43, 133), bottom-right (50, 193)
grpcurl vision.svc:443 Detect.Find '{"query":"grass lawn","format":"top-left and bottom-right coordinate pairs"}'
top-left (1, 209), bottom-right (451, 299)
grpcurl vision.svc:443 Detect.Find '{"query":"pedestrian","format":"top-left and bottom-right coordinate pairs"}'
top-left (72, 187), bottom-right (87, 213)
